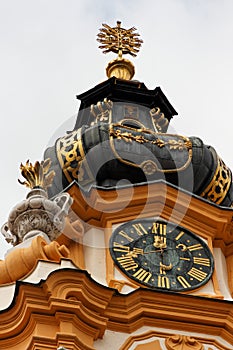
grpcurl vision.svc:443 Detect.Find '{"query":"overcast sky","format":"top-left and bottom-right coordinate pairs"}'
top-left (0, 0), bottom-right (233, 258)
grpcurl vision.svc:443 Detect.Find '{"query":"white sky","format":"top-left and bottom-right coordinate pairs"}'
top-left (0, 0), bottom-right (233, 258)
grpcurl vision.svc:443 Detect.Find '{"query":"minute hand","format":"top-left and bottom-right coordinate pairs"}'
top-left (144, 247), bottom-right (175, 254)
top-left (143, 250), bottom-right (164, 254)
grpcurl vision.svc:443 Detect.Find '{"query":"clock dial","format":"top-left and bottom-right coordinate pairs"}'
top-left (109, 219), bottom-right (214, 292)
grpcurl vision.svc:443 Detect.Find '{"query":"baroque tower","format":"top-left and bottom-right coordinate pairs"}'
top-left (0, 22), bottom-right (233, 350)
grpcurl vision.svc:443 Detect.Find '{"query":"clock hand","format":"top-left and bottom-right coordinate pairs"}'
top-left (127, 247), bottom-right (174, 257)
top-left (143, 250), bottom-right (164, 254)
top-left (126, 248), bottom-right (163, 257)
top-left (144, 246), bottom-right (178, 255)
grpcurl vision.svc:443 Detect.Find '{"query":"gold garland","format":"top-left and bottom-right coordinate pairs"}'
top-left (109, 124), bottom-right (193, 174)
top-left (110, 126), bottom-right (192, 151)
top-left (56, 123), bottom-right (193, 182)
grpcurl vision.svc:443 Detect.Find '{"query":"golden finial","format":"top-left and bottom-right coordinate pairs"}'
top-left (18, 158), bottom-right (55, 190)
top-left (97, 21), bottom-right (143, 80)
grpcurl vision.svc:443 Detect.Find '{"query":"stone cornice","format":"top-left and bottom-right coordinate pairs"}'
top-left (0, 268), bottom-right (233, 349)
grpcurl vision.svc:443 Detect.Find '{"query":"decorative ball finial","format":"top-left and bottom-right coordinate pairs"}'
top-left (97, 21), bottom-right (143, 80)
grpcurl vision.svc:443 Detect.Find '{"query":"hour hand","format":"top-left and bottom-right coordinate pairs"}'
top-left (143, 249), bottom-right (164, 254)
top-left (129, 248), bottom-right (164, 256)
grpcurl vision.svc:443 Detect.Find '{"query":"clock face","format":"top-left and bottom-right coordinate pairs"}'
top-left (109, 219), bottom-right (214, 292)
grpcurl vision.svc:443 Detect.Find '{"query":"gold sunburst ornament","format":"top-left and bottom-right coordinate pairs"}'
top-left (18, 158), bottom-right (55, 190)
top-left (97, 21), bottom-right (143, 80)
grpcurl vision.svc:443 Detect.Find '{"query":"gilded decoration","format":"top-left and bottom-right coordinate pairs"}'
top-left (200, 156), bottom-right (232, 205)
top-left (56, 127), bottom-right (93, 185)
top-left (97, 21), bottom-right (143, 57)
top-left (18, 158), bottom-right (55, 190)
top-left (165, 335), bottom-right (204, 350)
top-left (97, 21), bottom-right (143, 80)
top-left (141, 160), bottom-right (158, 175)
top-left (54, 116), bottom-right (233, 207)
top-left (109, 124), bottom-right (192, 150)
top-left (109, 123), bottom-right (193, 173)
top-left (90, 98), bottom-right (113, 126)
top-left (150, 107), bottom-right (169, 133)
top-left (46, 19), bottom-right (233, 207)
top-left (56, 122), bottom-right (193, 186)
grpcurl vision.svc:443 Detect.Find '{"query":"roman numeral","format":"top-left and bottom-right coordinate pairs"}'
top-left (113, 242), bottom-right (130, 253)
top-left (179, 257), bottom-right (191, 261)
top-left (132, 247), bottom-right (144, 255)
top-left (152, 222), bottom-right (167, 235)
top-left (187, 267), bottom-right (207, 281)
top-left (177, 275), bottom-right (191, 288)
top-left (118, 230), bottom-right (134, 242)
top-left (117, 255), bottom-right (138, 271)
top-left (187, 244), bottom-right (203, 251)
top-left (175, 231), bottom-right (185, 241)
top-left (132, 223), bottom-right (148, 236)
top-left (152, 222), bottom-right (167, 249)
top-left (193, 257), bottom-right (210, 266)
top-left (113, 243), bottom-right (143, 257)
top-left (133, 268), bottom-right (152, 283)
top-left (158, 275), bottom-right (170, 289)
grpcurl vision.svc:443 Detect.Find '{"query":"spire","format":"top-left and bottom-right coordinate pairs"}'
top-left (97, 21), bottom-right (143, 80)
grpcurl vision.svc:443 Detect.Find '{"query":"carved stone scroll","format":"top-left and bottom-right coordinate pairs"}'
top-left (165, 335), bottom-right (204, 350)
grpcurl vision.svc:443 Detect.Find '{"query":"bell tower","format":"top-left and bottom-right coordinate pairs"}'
top-left (0, 21), bottom-right (233, 350)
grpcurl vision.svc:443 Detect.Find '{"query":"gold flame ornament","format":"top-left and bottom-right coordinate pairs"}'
top-left (18, 158), bottom-right (55, 190)
top-left (97, 21), bottom-right (143, 80)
